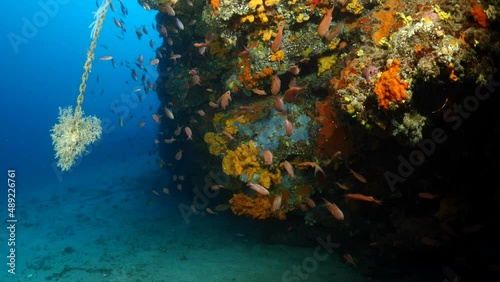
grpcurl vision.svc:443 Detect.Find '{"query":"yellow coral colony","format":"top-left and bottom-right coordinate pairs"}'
top-left (50, 0), bottom-right (109, 171)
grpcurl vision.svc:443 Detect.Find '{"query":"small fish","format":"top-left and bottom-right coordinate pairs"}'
top-left (119, 117), bottom-right (123, 127)
top-left (349, 168), bottom-right (367, 183)
top-left (164, 107), bottom-right (174, 119)
top-left (135, 27), bottom-right (142, 40)
top-left (175, 149), bottom-right (183, 160)
top-left (271, 74), bottom-right (281, 95)
top-left (185, 127), bottom-right (193, 141)
top-left (152, 114), bottom-right (162, 125)
top-left (206, 208), bottom-right (218, 215)
top-left (211, 184), bottom-right (224, 190)
top-left (289, 65), bottom-right (300, 76)
top-left (162, 4), bottom-right (175, 16)
top-left (343, 253), bottom-right (356, 268)
top-left (133, 87), bottom-right (142, 92)
top-left (271, 194), bottom-right (282, 212)
top-left (141, 2), bottom-right (151, 11)
top-left (164, 137), bottom-right (177, 144)
top-left (196, 110), bottom-right (205, 117)
top-left (345, 193), bottom-right (382, 205)
top-left (170, 52), bottom-right (181, 62)
top-left (252, 88), bottom-right (267, 95)
top-left (335, 182), bottom-right (349, 190)
top-left (138, 121), bottom-right (146, 128)
top-left (418, 192), bottom-right (439, 199)
top-left (174, 125), bottom-right (183, 135)
top-left (322, 197), bottom-right (344, 221)
top-left (214, 204), bottom-right (231, 211)
top-left (263, 150), bottom-right (273, 165)
top-left (247, 182), bottom-right (270, 195)
top-left (150, 58), bottom-right (159, 66)
top-left (216, 90), bottom-right (232, 110)
top-left (274, 96), bottom-right (285, 112)
top-left (175, 17), bottom-right (184, 31)
top-left (284, 86), bottom-right (305, 103)
top-left (271, 23), bottom-right (285, 53)
top-left (149, 39), bottom-right (154, 48)
top-left (297, 162), bottom-right (325, 176)
top-left (98, 55), bottom-right (113, 61)
top-left (162, 187), bottom-right (169, 194)
top-left (317, 6), bottom-right (334, 37)
top-left (284, 118), bottom-right (293, 136)
top-left (305, 197), bottom-right (316, 208)
top-left (113, 17), bottom-right (122, 28)
top-left (283, 161), bottom-right (295, 179)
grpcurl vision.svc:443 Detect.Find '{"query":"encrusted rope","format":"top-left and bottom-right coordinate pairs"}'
top-left (75, 0), bottom-right (110, 119)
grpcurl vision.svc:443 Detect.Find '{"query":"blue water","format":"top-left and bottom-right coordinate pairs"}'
top-left (0, 1), bottom-right (443, 282)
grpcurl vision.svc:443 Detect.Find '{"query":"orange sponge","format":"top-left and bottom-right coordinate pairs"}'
top-left (374, 59), bottom-right (408, 110)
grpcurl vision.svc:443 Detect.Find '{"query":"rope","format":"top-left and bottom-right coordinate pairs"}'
top-left (74, 0), bottom-right (110, 119)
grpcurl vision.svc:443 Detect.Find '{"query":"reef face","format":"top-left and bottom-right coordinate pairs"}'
top-left (141, 0), bottom-right (500, 279)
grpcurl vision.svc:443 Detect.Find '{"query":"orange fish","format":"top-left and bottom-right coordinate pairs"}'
top-left (247, 182), bottom-right (270, 195)
top-left (174, 125), bottom-right (183, 135)
top-left (322, 197), bottom-right (344, 221)
top-left (418, 192), bottom-right (439, 199)
top-left (297, 162), bottom-right (325, 176)
top-left (271, 194), bottom-right (282, 212)
top-left (162, 187), bottom-right (169, 194)
top-left (335, 182), bottom-right (349, 190)
top-left (263, 150), bottom-right (273, 165)
top-left (305, 197), bottom-right (316, 208)
top-left (271, 74), bottom-right (281, 95)
top-left (152, 114), bottom-right (162, 125)
top-left (274, 96), bottom-right (284, 112)
top-left (284, 118), bottom-right (293, 136)
top-left (345, 193), bottom-right (382, 205)
top-left (252, 88), bottom-right (267, 95)
top-left (343, 253), bottom-right (356, 267)
top-left (271, 23), bottom-right (285, 53)
top-left (138, 121), bottom-right (146, 128)
top-left (217, 90), bottom-right (232, 110)
top-left (317, 6), bottom-right (334, 37)
top-left (349, 168), bottom-right (367, 183)
top-left (185, 127), bottom-right (193, 141)
top-left (283, 161), bottom-right (295, 179)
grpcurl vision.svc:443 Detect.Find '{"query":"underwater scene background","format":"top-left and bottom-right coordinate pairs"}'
top-left (1, 0), bottom-right (500, 281)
